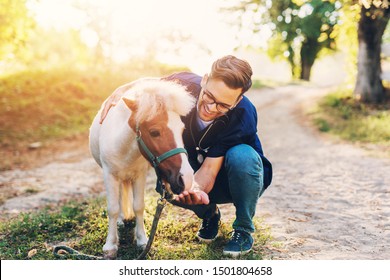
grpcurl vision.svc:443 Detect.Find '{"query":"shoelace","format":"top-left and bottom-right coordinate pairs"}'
top-left (201, 218), bottom-right (212, 229)
top-left (201, 210), bottom-right (219, 230)
top-left (230, 231), bottom-right (247, 244)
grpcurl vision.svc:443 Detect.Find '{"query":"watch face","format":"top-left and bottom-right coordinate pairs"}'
top-left (197, 153), bottom-right (204, 164)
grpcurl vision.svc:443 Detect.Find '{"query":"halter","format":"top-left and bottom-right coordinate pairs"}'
top-left (52, 119), bottom-right (189, 260)
top-left (135, 124), bottom-right (188, 174)
top-left (52, 124), bottom-right (188, 261)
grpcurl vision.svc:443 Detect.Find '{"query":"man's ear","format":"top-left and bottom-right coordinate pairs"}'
top-left (200, 74), bottom-right (208, 88)
top-left (122, 97), bottom-right (137, 111)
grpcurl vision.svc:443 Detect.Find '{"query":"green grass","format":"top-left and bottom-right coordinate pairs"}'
top-left (310, 89), bottom-right (390, 145)
top-left (0, 192), bottom-right (272, 260)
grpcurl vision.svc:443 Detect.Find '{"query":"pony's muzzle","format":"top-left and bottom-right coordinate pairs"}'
top-left (169, 173), bottom-right (185, 195)
top-left (162, 155), bottom-right (194, 195)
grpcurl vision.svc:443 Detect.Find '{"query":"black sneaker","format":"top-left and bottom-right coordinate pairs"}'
top-left (223, 230), bottom-right (254, 257)
top-left (196, 208), bottom-right (220, 243)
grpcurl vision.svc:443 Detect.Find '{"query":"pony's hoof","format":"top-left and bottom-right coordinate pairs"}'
top-left (103, 243), bottom-right (118, 259)
top-left (137, 235), bottom-right (148, 249)
top-left (103, 249), bottom-right (118, 260)
top-left (137, 239), bottom-right (148, 249)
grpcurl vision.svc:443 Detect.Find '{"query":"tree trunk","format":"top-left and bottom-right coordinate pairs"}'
top-left (300, 58), bottom-right (313, 81)
top-left (300, 38), bottom-right (319, 81)
top-left (354, 6), bottom-right (390, 103)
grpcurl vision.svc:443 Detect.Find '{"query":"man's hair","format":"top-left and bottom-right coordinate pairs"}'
top-left (209, 55), bottom-right (253, 94)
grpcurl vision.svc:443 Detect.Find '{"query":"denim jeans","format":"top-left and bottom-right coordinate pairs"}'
top-left (171, 144), bottom-right (265, 233)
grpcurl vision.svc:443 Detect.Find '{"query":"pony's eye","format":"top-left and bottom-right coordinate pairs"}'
top-left (149, 130), bottom-right (161, 138)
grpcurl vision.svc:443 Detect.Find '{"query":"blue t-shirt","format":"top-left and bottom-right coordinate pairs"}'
top-left (162, 72), bottom-right (272, 188)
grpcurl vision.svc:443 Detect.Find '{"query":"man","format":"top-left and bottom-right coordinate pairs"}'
top-left (100, 55), bottom-right (272, 257)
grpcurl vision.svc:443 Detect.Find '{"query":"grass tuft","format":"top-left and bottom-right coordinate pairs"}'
top-left (0, 192), bottom-right (272, 260)
top-left (309, 89), bottom-right (390, 145)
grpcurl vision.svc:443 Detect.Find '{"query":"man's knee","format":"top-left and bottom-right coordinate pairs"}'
top-left (225, 144), bottom-right (262, 171)
top-left (225, 144), bottom-right (264, 195)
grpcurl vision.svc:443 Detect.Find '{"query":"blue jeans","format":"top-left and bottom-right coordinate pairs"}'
top-left (172, 144), bottom-right (265, 233)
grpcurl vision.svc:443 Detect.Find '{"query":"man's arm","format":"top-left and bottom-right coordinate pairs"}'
top-left (175, 156), bottom-right (224, 205)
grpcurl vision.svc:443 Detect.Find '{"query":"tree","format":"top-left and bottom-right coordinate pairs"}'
top-left (353, 0), bottom-right (390, 103)
top-left (226, 0), bottom-right (341, 80)
top-left (0, 0), bottom-right (35, 62)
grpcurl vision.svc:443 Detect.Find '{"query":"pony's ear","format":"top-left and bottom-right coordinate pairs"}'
top-left (122, 97), bottom-right (137, 112)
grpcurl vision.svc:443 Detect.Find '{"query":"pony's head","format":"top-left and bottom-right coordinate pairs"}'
top-left (122, 79), bottom-right (195, 195)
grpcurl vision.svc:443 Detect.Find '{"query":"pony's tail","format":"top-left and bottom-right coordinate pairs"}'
top-left (120, 180), bottom-right (135, 221)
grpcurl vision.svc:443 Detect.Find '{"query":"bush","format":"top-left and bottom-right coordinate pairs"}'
top-left (311, 89), bottom-right (390, 144)
top-left (0, 63), bottom-right (189, 146)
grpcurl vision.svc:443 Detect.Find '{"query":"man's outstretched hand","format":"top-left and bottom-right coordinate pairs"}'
top-left (175, 189), bottom-right (210, 205)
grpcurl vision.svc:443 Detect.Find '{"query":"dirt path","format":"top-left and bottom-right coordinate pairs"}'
top-left (0, 141), bottom-right (104, 215)
top-left (1, 84), bottom-right (389, 259)
top-left (249, 85), bottom-right (390, 260)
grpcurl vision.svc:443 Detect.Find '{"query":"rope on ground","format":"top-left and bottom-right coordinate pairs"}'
top-left (53, 245), bottom-right (103, 260)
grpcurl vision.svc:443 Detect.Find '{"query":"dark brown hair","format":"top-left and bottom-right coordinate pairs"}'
top-left (209, 55), bottom-right (253, 94)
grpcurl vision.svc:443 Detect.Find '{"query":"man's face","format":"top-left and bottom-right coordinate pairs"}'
top-left (197, 75), bottom-right (242, 122)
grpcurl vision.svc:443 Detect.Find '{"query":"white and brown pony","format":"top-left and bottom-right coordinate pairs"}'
top-left (89, 79), bottom-right (195, 259)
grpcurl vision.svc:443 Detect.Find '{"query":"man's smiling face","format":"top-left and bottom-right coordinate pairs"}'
top-left (197, 75), bottom-right (242, 122)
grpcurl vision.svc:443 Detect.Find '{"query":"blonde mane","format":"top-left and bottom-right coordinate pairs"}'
top-left (124, 79), bottom-right (196, 124)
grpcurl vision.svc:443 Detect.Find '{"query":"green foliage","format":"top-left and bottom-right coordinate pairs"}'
top-left (310, 89), bottom-right (390, 143)
top-left (335, 1), bottom-right (360, 84)
top-left (0, 193), bottom-right (272, 260)
top-left (383, 20), bottom-right (390, 43)
top-left (18, 28), bottom-right (94, 70)
top-left (0, 0), bottom-right (35, 61)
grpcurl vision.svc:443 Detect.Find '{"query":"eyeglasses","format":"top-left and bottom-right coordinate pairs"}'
top-left (201, 88), bottom-right (235, 113)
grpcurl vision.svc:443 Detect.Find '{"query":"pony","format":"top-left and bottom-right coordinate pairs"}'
top-left (89, 78), bottom-right (195, 259)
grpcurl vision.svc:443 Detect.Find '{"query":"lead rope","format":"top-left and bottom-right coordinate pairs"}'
top-left (136, 195), bottom-right (167, 260)
top-left (53, 181), bottom-right (169, 260)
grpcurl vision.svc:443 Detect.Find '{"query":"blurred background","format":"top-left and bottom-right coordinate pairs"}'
top-left (1, 0), bottom-right (389, 167)
top-left (1, 1), bottom-right (390, 261)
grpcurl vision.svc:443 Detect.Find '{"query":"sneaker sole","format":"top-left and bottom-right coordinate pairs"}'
top-left (223, 247), bottom-right (252, 257)
top-left (196, 233), bottom-right (219, 244)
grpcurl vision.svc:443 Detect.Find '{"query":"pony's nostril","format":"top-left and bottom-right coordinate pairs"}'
top-left (177, 175), bottom-right (184, 188)
top-left (170, 174), bottom-right (184, 195)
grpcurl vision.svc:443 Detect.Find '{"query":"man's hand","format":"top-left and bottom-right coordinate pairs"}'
top-left (100, 81), bottom-right (140, 124)
top-left (99, 93), bottom-right (122, 124)
top-left (175, 189), bottom-right (210, 205)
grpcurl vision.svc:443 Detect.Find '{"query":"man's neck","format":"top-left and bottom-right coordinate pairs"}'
top-left (196, 112), bottom-right (213, 130)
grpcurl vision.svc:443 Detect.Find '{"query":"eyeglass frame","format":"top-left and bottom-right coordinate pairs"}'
top-left (200, 86), bottom-right (241, 114)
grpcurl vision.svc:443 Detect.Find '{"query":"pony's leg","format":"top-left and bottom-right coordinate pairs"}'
top-left (132, 175), bottom-right (148, 248)
top-left (102, 169), bottom-right (120, 259)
